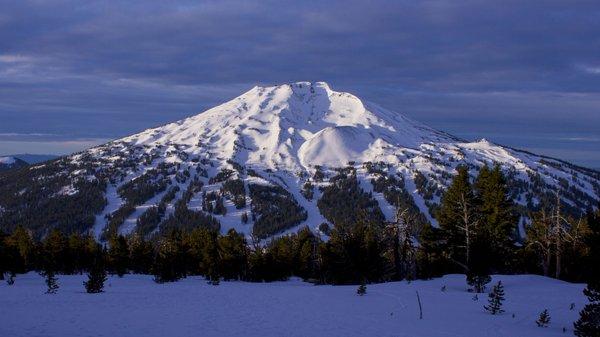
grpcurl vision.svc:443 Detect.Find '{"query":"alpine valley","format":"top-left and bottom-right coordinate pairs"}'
top-left (0, 82), bottom-right (598, 241)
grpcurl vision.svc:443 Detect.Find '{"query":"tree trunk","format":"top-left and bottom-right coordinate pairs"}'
top-left (554, 192), bottom-right (562, 279)
top-left (555, 235), bottom-right (562, 279)
top-left (543, 247), bottom-right (551, 276)
top-left (461, 193), bottom-right (471, 269)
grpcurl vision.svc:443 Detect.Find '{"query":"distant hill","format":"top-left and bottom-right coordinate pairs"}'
top-left (0, 156), bottom-right (28, 172)
top-left (9, 154), bottom-right (60, 164)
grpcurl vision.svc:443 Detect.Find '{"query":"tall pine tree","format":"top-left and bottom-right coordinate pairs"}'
top-left (153, 237), bottom-right (182, 283)
top-left (574, 204), bottom-right (600, 337)
top-left (474, 165), bottom-right (517, 271)
top-left (108, 235), bottom-right (129, 277)
top-left (585, 204), bottom-right (600, 282)
top-left (437, 166), bottom-right (479, 272)
top-left (574, 280), bottom-right (600, 337)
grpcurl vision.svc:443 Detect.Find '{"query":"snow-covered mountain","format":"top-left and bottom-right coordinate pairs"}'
top-left (0, 156), bottom-right (28, 172)
top-left (1, 82), bottom-right (598, 240)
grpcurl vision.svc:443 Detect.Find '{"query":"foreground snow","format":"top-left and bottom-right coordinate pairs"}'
top-left (0, 273), bottom-right (586, 337)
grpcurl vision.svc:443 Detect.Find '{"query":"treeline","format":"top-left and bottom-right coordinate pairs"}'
top-left (426, 165), bottom-right (599, 284)
top-left (0, 165), bottom-right (599, 288)
top-left (0, 159), bottom-right (107, 237)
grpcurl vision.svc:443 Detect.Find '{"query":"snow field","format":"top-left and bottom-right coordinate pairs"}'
top-left (0, 273), bottom-right (586, 337)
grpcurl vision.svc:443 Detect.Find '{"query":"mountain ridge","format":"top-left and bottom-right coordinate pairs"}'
top-left (0, 82), bottom-right (598, 240)
top-left (0, 156), bottom-right (28, 172)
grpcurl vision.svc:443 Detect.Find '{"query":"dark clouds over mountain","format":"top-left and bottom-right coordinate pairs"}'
top-left (1, 0), bottom-right (599, 166)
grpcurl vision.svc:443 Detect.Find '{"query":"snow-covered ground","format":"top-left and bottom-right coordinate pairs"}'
top-left (0, 273), bottom-right (586, 337)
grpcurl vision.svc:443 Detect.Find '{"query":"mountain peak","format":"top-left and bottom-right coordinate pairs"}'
top-left (3, 82), bottom-right (598, 241)
top-left (121, 82), bottom-right (455, 171)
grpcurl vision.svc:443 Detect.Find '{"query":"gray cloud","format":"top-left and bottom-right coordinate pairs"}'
top-left (0, 0), bottom-right (599, 166)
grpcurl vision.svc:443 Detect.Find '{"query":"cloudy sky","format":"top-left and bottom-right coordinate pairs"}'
top-left (1, 0), bottom-right (599, 167)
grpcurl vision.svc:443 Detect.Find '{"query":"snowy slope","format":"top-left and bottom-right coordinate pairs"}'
top-left (117, 82), bottom-right (457, 172)
top-left (9, 81), bottom-right (598, 239)
top-left (0, 156), bottom-right (28, 171)
top-left (0, 156), bottom-right (16, 164)
top-left (0, 273), bottom-right (587, 337)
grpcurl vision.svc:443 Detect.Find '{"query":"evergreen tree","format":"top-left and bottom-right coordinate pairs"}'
top-left (536, 309), bottom-right (550, 327)
top-left (67, 233), bottom-right (86, 274)
top-left (83, 235), bottom-right (102, 272)
top-left (467, 271), bottom-right (491, 294)
top-left (585, 204), bottom-right (600, 282)
top-left (357, 282), bottom-right (367, 296)
top-left (321, 220), bottom-right (386, 285)
top-left (218, 229), bottom-right (248, 281)
top-left (108, 235), bottom-right (129, 277)
top-left (485, 281), bottom-right (505, 314)
top-left (293, 227), bottom-right (319, 281)
top-left (43, 229), bottom-right (68, 273)
top-left (437, 166), bottom-right (479, 271)
top-left (474, 165), bottom-right (517, 270)
top-left (526, 210), bottom-right (554, 276)
top-left (128, 233), bottom-right (154, 274)
top-left (5, 226), bottom-right (35, 273)
top-left (43, 269), bottom-right (59, 294)
top-left (153, 237), bottom-right (183, 283)
top-left (0, 231), bottom-right (6, 281)
top-left (466, 238), bottom-right (491, 293)
top-left (196, 229), bottom-right (221, 284)
top-left (214, 196), bottom-right (227, 216)
top-left (416, 224), bottom-right (449, 279)
top-left (84, 254), bottom-right (107, 293)
top-left (385, 208), bottom-right (418, 281)
top-left (574, 204), bottom-right (600, 336)
top-left (574, 280), bottom-right (600, 337)
top-left (6, 271), bottom-right (15, 285)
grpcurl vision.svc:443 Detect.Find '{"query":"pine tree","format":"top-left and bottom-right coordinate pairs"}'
top-left (6, 271), bottom-right (15, 285)
top-left (585, 203), bottom-right (600, 282)
top-left (536, 309), bottom-right (550, 327)
top-left (214, 196), bottom-right (226, 215)
top-left (0, 231), bottom-right (6, 280)
top-left (128, 233), bottom-right (154, 274)
top-left (218, 229), bottom-right (248, 281)
top-left (357, 282), bottom-right (367, 296)
top-left (437, 166), bottom-right (479, 271)
top-left (485, 281), bottom-right (505, 314)
top-left (467, 271), bottom-right (491, 293)
top-left (386, 207), bottom-right (418, 281)
top-left (474, 165), bottom-right (517, 269)
top-left (5, 226), bottom-right (35, 273)
top-left (199, 230), bottom-right (221, 285)
top-left (44, 270), bottom-right (59, 294)
top-left (416, 224), bottom-right (448, 279)
top-left (466, 237), bottom-right (492, 293)
top-left (574, 204), bottom-right (600, 336)
top-left (108, 235), bottom-right (129, 277)
top-left (574, 280), bottom-right (600, 337)
top-left (153, 238), bottom-right (181, 283)
top-left (526, 210), bottom-right (554, 276)
top-left (43, 229), bottom-right (67, 273)
top-left (84, 255), bottom-right (107, 293)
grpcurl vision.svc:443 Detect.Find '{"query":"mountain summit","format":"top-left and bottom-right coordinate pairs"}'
top-left (119, 81), bottom-right (457, 170)
top-left (1, 82), bottom-right (598, 240)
